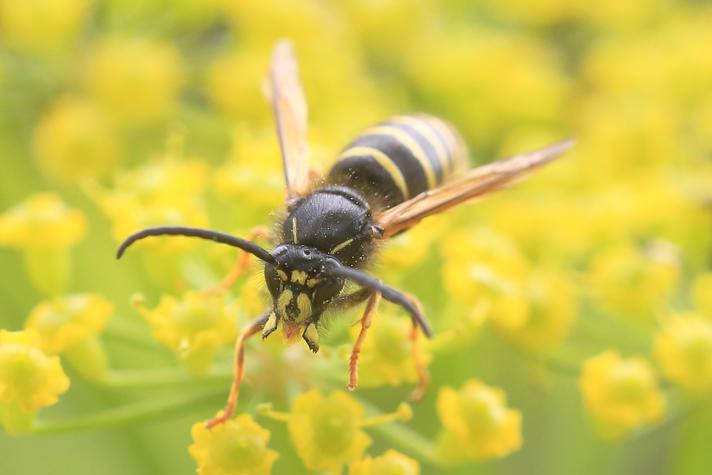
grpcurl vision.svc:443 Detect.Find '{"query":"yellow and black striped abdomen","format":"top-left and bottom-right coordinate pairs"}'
top-left (327, 114), bottom-right (467, 209)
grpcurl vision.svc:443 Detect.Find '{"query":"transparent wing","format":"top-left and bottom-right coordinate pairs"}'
top-left (267, 40), bottom-right (311, 200)
top-left (376, 139), bottom-right (574, 238)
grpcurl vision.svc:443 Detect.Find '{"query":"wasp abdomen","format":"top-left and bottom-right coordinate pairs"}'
top-left (327, 114), bottom-right (467, 209)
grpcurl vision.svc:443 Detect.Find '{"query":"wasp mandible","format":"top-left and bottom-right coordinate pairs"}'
top-left (117, 40), bottom-right (573, 429)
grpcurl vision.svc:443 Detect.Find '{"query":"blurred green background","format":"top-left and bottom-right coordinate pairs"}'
top-left (1, 0), bottom-right (711, 474)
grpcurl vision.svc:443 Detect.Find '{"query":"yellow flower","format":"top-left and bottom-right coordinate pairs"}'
top-left (654, 313), bottom-right (712, 394)
top-left (0, 193), bottom-right (86, 250)
top-left (0, 193), bottom-right (87, 295)
top-left (26, 293), bottom-right (113, 354)
top-left (33, 95), bottom-right (121, 181)
top-left (134, 292), bottom-right (238, 375)
top-left (588, 242), bottom-right (680, 321)
top-left (259, 389), bottom-right (411, 472)
top-left (349, 449), bottom-right (420, 475)
top-left (493, 270), bottom-right (577, 353)
top-left (579, 351), bottom-right (665, 440)
top-left (189, 414), bottom-right (278, 475)
top-left (441, 227), bottom-right (530, 328)
top-left (0, 330), bottom-right (69, 433)
top-left (691, 273), bottom-right (712, 318)
top-left (84, 36), bottom-right (183, 124)
top-left (352, 309), bottom-right (429, 388)
top-left (436, 379), bottom-right (522, 460)
top-left (0, 0), bottom-right (92, 53)
top-left (25, 293), bottom-right (112, 382)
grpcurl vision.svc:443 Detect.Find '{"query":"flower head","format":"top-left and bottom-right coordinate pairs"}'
top-left (654, 313), bottom-right (712, 394)
top-left (351, 309), bottom-right (429, 388)
top-left (134, 292), bottom-right (238, 374)
top-left (0, 0), bottom-right (92, 53)
top-left (0, 193), bottom-right (86, 250)
top-left (25, 293), bottom-right (113, 354)
top-left (84, 36), bottom-right (183, 124)
top-left (259, 389), bottom-right (411, 472)
top-left (189, 414), bottom-right (278, 475)
top-left (349, 449), bottom-right (420, 475)
top-left (436, 379), bottom-right (522, 460)
top-left (0, 330), bottom-right (69, 432)
top-left (691, 273), bottom-right (712, 318)
top-left (588, 242), bottom-right (680, 321)
top-left (579, 351), bottom-right (665, 439)
top-left (33, 95), bottom-right (121, 181)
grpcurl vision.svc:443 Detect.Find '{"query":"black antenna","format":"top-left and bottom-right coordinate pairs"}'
top-left (116, 226), bottom-right (275, 263)
top-left (324, 261), bottom-right (433, 337)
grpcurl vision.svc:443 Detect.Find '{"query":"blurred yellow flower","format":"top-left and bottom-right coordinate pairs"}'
top-left (134, 292), bottom-right (238, 375)
top-left (26, 293), bottom-right (113, 354)
top-left (0, 193), bottom-right (86, 250)
top-left (189, 414), bottom-right (278, 475)
top-left (579, 351), bottom-right (665, 440)
top-left (84, 36), bottom-right (184, 124)
top-left (0, 330), bottom-right (70, 433)
top-left (25, 293), bottom-right (112, 381)
top-left (588, 242), bottom-right (680, 321)
top-left (654, 313), bottom-right (712, 395)
top-left (0, 193), bottom-right (87, 295)
top-left (259, 389), bottom-right (411, 472)
top-left (0, 0), bottom-right (92, 53)
top-left (351, 309), bottom-right (429, 388)
top-left (33, 95), bottom-right (121, 181)
top-left (691, 273), bottom-right (712, 318)
top-left (437, 379), bottom-right (522, 460)
top-left (493, 270), bottom-right (576, 353)
top-left (349, 449), bottom-right (419, 475)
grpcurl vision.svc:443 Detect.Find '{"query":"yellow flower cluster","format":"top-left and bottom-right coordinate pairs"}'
top-left (25, 293), bottom-right (113, 381)
top-left (0, 330), bottom-right (69, 433)
top-left (134, 292), bottom-right (238, 375)
top-left (189, 414), bottom-right (279, 475)
top-left (436, 379), bottom-right (522, 460)
top-left (0, 193), bottom-right (86, 295)
top-left (349, 449), bottom-right (419, 475)
top-left (654, 313), bottom-right (712, 395)
top-left (258, 389), bottom-right (413, 473)
top-left (579, 351), bottom-right (665, 440)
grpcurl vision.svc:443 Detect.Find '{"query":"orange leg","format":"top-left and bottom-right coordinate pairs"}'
top-left (202, 226), bottom-right (270, 296)
top-left (348, 291), bottom-right (381, 391)
top-left (204, 312), bottom-right (269, 429)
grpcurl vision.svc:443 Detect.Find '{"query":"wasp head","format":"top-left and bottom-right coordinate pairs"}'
top-left (262, 244), bottom-right (344, 352)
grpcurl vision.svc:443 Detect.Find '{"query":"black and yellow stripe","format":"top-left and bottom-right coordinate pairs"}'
top-left (327, 114), bottom-right (466, 209)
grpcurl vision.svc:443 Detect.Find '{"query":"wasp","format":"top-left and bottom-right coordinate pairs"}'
top-left (117, 40), bottom-right (573, 428)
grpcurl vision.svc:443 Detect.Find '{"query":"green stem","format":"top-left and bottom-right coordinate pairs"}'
top-left (100, 367), bottom-right (231, 389)
top-left (32, 389), bottom-right (222, 435)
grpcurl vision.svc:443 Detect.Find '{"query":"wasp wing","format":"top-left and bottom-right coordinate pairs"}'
top-left (267, 40), bottom-right (311, 200)
top-left (376, 139), bottom-right (574, 238)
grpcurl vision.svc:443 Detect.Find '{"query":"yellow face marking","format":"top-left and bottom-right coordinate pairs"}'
top-left (291, 270), bottom-right (308, 285)
top-left (292, 217), bottom-right (298, 244)
top-left (277, 289), bottom-right (293, 316)
top-left (365, 125), bottom-right (436, 189)
top-left (303, 323), bottom-right (319, 351)
top-left (392, 116), bottom-right (450, 175)
top-left (263, 312), bottom-right (278, 335)
top-left (330, 238), bottom-right (354, 255)
top-left (296, 293), bottom-right (312, 323)
top-left (340, 146), bottom-right (409, 199)
top-left (277, 269), bottom-right (288, 281)
top-left (306, 278), bottom-right (321, 288)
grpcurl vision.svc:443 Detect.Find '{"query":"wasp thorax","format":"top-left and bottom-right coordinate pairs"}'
top-left (263, 245), bottom-right (345, 353)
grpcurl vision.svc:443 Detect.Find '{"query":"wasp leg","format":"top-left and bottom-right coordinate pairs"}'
top-left (202, 226), bottom-right (271, 296)
top-left (405, 293), bottom-right (429, 401)
top-left (204, 311), bottom-right (270, 429)
top-left (331, 287), bottom-right (373, 310)
top-left (348, 291), bottom-right (381, 391)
